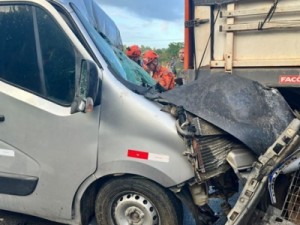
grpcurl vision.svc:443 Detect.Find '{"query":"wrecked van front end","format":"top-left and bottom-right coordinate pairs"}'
top-left (88, 6), bottom-right (300, 221)
top-left (1, 0), bottom-right (299, 224)
top-left (149, 74), bottom-right (300, 225)
top-left (85, 0), bottom-right (300, 223)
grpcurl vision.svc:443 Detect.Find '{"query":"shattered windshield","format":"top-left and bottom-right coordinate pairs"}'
top-left (113, 48), bottom-right (156, 87)
top-left (71, 4), bottom-right (156, 88)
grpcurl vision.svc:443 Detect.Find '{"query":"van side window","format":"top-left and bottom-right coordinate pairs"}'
top-left (0, 5), bottom-right (40, 93)
top-left (0, 5), bottom-right (76, 105)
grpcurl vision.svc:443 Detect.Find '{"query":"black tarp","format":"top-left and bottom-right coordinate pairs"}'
top-left (64, 0), bottom-right (123, 49)
top-left (160, 74), bottom-right (294, 155)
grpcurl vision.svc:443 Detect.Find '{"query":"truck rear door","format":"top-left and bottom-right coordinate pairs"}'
top-left (187, 0), bottom-right (300, 86)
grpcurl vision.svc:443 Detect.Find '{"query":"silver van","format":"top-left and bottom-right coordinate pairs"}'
top-left (2, 1), bottom-right (300, 225)
top-left (0, 0), bottom-right (194, 224)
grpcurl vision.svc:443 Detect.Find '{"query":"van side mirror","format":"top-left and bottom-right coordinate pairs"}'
top-left (71, 60), bottom-right (100, 114)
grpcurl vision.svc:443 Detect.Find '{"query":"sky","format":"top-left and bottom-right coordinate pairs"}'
top-left (98, 0), bottom-right (185, 49)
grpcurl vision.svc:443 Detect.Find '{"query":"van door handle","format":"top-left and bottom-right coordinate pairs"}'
top-left (0, 115), bottom-right (5, 122)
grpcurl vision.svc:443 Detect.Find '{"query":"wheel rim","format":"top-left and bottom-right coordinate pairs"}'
top-left (112, 193), bottom-right (159, 225)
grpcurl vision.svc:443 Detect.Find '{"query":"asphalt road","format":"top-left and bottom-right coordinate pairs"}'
top-left (0, 197), bottom-right (234, 225)
top-left (0, 210), bottom-right (66, 225)
top-left (0, 208), bottom-right (197, 225)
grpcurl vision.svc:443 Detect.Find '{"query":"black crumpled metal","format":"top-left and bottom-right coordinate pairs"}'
top-left (160, 74), bottom-right (295, 155)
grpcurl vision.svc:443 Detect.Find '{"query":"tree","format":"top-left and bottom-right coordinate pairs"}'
top-left (166, 42), bottom-right (184, 58)
top-left (150, 42), bottom-right (184, 66)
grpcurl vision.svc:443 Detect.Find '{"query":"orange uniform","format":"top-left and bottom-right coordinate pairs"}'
top-left (142, 50), bottom-right (175, 90)
top-left (152, 66), bottom-right (175, 90)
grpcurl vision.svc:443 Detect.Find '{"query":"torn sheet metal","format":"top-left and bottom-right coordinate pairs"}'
top-left (160, 74), bottom-right (294, 155)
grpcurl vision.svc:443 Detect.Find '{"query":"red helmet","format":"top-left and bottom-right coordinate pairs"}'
top-left (143, 50), bottom-right (159, 65)
top-left (126, 45), bottom-right (141, 57)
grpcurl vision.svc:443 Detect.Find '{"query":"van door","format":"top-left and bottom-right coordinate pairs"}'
top-left (0, 3), bottom-right (100, 220)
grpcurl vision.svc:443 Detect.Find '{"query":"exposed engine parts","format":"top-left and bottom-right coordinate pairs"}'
top-left (168, 105), bottom-right (250, 183)
top-left (164, 102), bottom-right (300, 225)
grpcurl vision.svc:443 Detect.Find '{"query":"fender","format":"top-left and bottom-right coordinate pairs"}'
top-left (97, 73), bottom-right (195, 187)
top-left (95, 156), bottom-right (194, 187)
top-left (72, 152), bottom-right (194, 224)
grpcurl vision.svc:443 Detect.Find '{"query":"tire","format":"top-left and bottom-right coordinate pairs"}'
top-left (95, 176), bottom-right (183, 225)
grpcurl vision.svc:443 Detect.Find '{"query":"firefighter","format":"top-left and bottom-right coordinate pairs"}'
top-left (142, 50), bottom-right (175, 90)
top-left (126, 45), bottom-right (142, 66)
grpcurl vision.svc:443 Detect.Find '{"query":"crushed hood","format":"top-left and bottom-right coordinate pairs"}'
top-left (160, 74), bottom-right (294, 155)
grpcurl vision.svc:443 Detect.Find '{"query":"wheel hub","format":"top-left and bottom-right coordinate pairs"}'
top-left (113, 193), bottom-right (158, 225)
top-left (125, 206), bottom-right (144, 223)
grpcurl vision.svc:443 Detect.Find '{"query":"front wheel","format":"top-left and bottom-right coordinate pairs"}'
top-left (95, 176), bottom-right (183, 225)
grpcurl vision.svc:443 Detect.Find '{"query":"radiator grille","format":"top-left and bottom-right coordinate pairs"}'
top-left (282, 170), bottom-right (300, 225)
top-left (194, 135), bottom-right (246, 173)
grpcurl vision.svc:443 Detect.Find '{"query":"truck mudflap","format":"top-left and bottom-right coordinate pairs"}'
top-left (160, 74), bottom-right (294, 155)
top-left (251, 206), bottom-right (296, 225)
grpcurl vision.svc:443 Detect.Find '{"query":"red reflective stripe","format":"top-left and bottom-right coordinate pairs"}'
top-left (127, 150), bottom-right (149, 160)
